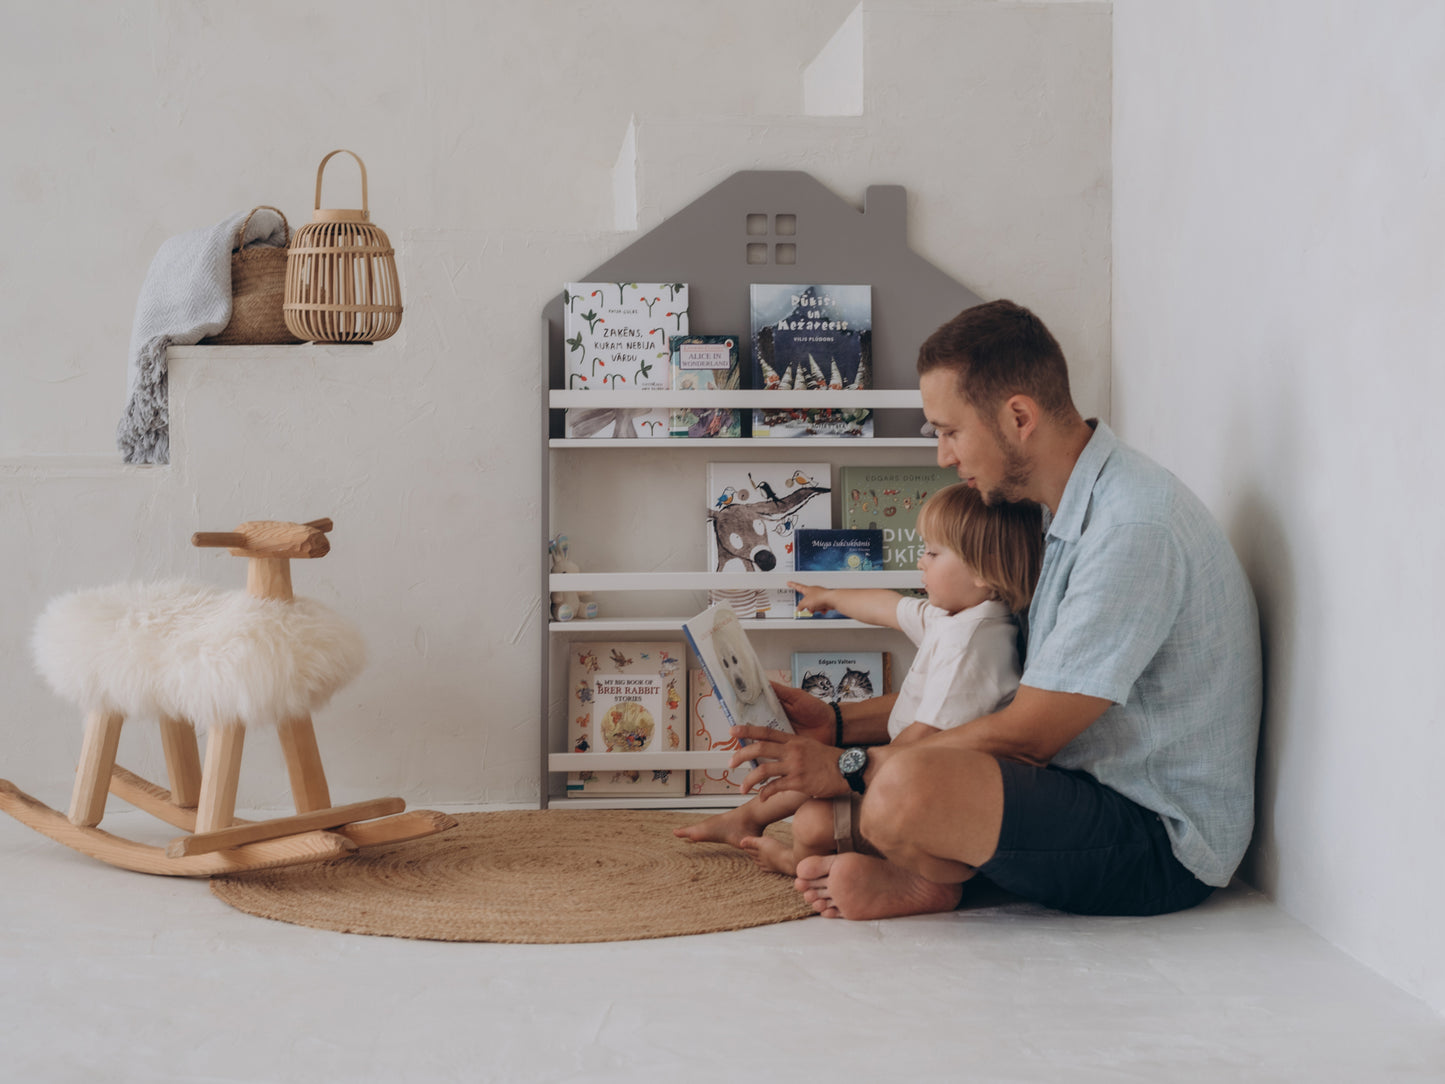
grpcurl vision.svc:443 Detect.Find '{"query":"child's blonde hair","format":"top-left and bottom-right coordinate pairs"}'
top-left (916, 483), bottom-right (1043, 612)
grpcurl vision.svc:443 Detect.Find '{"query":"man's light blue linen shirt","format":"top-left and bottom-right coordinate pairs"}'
top-left (1023, 422), bottom-right (1262, 887)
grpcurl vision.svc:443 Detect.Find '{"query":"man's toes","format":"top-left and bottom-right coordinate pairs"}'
top-left (796, 853), bottom-right (834, 881)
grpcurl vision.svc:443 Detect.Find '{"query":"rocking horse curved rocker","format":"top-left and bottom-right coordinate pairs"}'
top-left (0, 517), bottom-right (455, 876)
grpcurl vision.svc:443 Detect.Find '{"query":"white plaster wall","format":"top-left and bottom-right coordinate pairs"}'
top-left (0, 2), bottom-right (1110, 808)
top-left (1113, 0), bottom-right (1445, 1013)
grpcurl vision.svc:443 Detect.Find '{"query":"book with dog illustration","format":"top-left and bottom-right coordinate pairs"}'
top-left (565, 640), bottom-right (687, 797)
top-left (792, 528), bottom-right (885, 618)
top-left (749, 283), bottom-right (872, 438)
top-left (791, 651), bottom-right (892, 707)
top-left (688, 664), bottom-right (791, 794)
top-left (706, 461), bottom-right (831, 619)
top-left (562, 282), bottom-right (688, 439)
top-left (682, 605), bottom-right (794, 772)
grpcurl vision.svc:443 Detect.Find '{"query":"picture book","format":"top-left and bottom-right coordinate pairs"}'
top-left (705, 460), bottom-right (831, 619)
top-left (565, 640), bottom-right (687, 797)
top-left (681, 604), bottom-right (794, 771)
top-left (749, 283), bottom-right (872, 438)
top-left (669, 334), bottom-right (741, 438)
top-left (790, 651), bottom-right (893, 705)
top-left (792, 528), bottom-right (885, 618)
top-left (839, 465), bottom-right (961, 573)
top-left (688, 665), bottom-right (790, 794)
top-left (562, 282), bottom-right (688, 439)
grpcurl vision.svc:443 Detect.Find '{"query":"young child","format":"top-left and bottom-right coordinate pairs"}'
top-left (675, 482), bottom-right (1044, 875)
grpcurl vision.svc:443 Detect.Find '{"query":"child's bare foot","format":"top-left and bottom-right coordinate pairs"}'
top-left (793, 853), bottom-right (962, 920)
top-left (673, 805), bottom-right (765, 849)
top-left (739, 834), bottom-right (798, 876)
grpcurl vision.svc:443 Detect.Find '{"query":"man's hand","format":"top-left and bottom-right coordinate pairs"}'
top-left (770, 681), bottom-right (834, 744)
top-left (728, 726), bottom-right (853, 801)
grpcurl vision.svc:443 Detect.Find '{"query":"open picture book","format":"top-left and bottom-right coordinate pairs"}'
top-left (681, 604), bottom-right (794, 769)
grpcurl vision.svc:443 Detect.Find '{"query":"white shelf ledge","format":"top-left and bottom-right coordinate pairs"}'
top-left (550, 437), bottom-right (934, 448)
top-left (549, 571), bottom-right (920, 591)
top-left (550, 751), bottom-right (735, 770)
top-left (549, 616), bottom-right (886, 632)
top-left (549, 389), bottom-right (921, 408)
top-left (551, 795), bottom-right (749, 810)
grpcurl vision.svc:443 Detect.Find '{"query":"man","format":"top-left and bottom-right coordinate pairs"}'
top-left (730, 300), bottom-right (1262, 918)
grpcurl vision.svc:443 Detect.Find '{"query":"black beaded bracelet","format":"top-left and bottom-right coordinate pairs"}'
top-left (831, 699), bottom-right (845, 747)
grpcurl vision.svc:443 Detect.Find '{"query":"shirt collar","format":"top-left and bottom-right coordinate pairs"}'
top-left (1048, 419), bottom-right (1116, 543)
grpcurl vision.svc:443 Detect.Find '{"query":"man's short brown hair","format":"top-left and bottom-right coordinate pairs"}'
top-left (917, 300), bottom-right (1074, 421)
top-left (917, 482), bottom-right (1043, 613)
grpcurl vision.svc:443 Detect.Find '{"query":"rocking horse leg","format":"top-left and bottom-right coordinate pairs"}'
top-left (276, 714), bottom-right (332, 813)
top-left (195, 722), bottom-right (245, 835)
top-left (69, 710), bottom-right (124, 827)
top-left (158, 715), bottom-right (202, 808)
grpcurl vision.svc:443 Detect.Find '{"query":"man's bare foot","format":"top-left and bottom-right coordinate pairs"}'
top-left (673, 805), bottom-right (765, 849)
top-left (793, 853), bottom-right (962, 920)
top-left (739, 834), bottom-right (798, 876)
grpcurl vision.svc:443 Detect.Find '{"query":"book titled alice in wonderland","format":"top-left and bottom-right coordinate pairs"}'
top-left (669, 334), bottom-right (741, 438)
top-left (750, 284), bottom-right (872, 438)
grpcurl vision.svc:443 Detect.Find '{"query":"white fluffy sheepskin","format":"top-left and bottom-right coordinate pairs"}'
top-left (32, 580), bottom-right (366, 730)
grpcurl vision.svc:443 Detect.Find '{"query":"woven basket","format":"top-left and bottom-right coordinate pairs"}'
top-left (202, 206), bottom-right (301, 346)
top-left (283, 150), bottom-right (403, 343)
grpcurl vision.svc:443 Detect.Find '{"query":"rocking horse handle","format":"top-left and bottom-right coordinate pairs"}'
top-left (190, 518), bottom-right (334, 557)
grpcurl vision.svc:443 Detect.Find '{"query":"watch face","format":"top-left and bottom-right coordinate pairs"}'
top-left (838, 747), bottom-right (867, 776)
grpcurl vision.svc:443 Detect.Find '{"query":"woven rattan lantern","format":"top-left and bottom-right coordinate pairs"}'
top-left (283, 149), bottom-right (402, 343)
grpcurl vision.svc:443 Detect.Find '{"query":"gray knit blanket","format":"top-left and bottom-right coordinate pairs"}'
top-left (117, 208), bottom-right (288, 464)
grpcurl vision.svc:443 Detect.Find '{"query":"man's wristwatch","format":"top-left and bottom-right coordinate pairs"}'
top-left (838, 747), bottom-right (869, 795)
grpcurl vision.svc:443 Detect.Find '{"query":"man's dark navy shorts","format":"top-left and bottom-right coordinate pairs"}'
top-left (975, 760), bottom-right (1215, 916)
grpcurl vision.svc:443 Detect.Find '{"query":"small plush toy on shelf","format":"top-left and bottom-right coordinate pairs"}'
top-left (549, 534), bottom-right (597, 621)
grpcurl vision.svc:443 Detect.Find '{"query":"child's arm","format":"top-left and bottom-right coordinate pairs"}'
top-left (787, 583), bottom-right (903, 629)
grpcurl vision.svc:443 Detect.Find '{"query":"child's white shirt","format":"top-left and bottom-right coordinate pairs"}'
top-left (887, 596), bottom-right (1021, 741)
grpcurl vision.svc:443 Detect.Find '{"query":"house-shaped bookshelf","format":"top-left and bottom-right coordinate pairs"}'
top-left (541, 171), bottom-right (987, 807)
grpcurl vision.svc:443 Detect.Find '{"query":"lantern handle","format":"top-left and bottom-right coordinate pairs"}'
top-left (314, 149), bottom-right (369, 219)
top-left (232, 206), bottom-right (290, 251)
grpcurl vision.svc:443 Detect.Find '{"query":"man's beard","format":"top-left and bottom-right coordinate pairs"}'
top-left (983, 439), bottom-right (1030, 506)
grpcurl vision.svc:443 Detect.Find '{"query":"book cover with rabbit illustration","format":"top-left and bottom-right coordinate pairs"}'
top-left (565, 640), bottom-right (687, 797)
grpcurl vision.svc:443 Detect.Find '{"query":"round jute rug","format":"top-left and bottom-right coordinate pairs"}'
top-left (210, 809), bottom-right (814, 943)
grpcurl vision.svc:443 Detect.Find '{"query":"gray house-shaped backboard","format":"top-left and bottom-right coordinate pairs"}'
top-left (543, 170), bottom-right (983, 438)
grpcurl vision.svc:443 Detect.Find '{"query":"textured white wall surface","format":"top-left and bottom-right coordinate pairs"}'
top-left (1113, 0), bottom-right (1445, 1014)
top-left (0, 2), bottom-right (1110, 803)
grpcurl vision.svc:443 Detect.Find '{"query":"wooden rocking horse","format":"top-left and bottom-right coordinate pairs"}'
top-left (0, 517), bottom-right (456, 876)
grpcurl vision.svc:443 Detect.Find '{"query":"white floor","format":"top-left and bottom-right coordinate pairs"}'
top-left (2, 807), bottom-right (1443, 1084)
